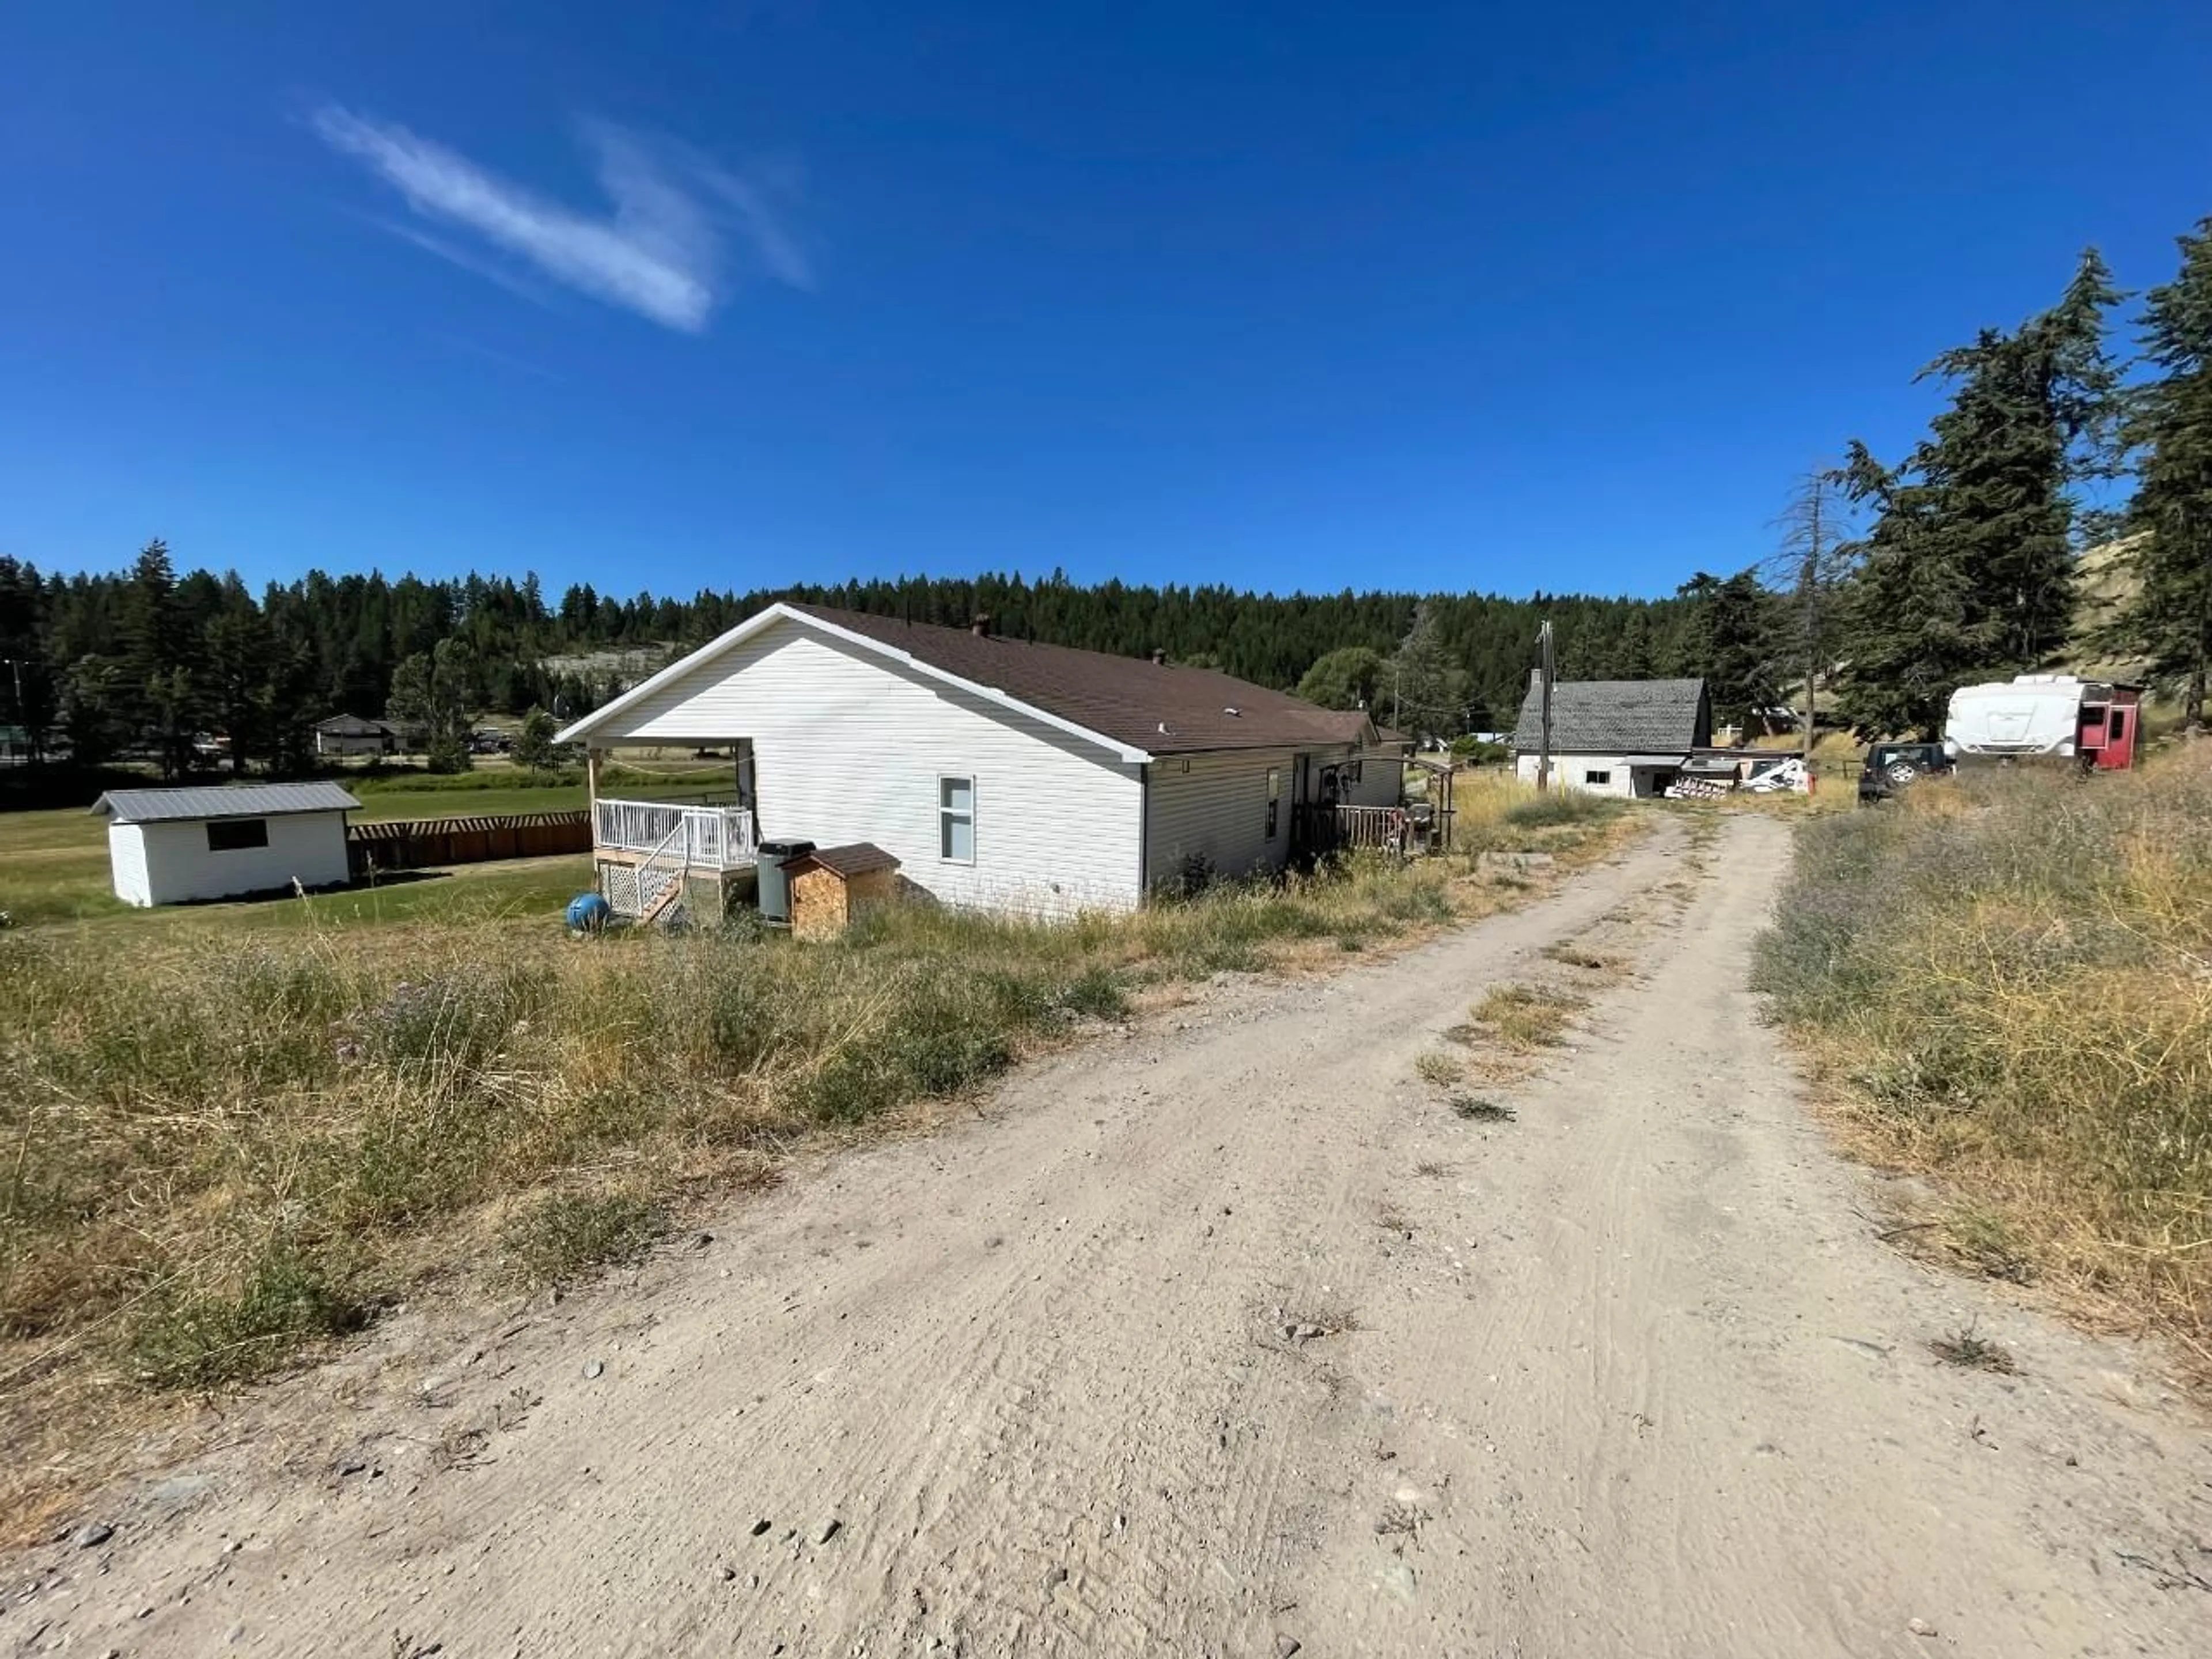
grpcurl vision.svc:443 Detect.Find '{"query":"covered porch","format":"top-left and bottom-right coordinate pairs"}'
top-left (586, 743), bottom-right (761, 923)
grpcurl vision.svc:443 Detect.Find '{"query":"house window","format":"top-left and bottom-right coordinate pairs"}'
top-left (939, 777), bottom-right (975, 862)
top-left (206, 818), bottom-right (269, 852)
top-left (1583, 769), bottom-right (1612, 787)
top-left (1266, 767), bottom-right (1281, 838)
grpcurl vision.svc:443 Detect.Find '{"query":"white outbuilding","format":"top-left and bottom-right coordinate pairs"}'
top-left (90, 783), bottom-right (361, 907)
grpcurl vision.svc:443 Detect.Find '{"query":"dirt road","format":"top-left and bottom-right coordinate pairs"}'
top-left (11, 816), bottom-right (2210, 1657)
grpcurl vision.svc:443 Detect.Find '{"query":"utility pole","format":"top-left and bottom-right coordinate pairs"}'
top-left (1536, 620), bottom-right (1555, 793)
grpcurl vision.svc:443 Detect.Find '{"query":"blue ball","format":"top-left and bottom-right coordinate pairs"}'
top-left (566, 892), bottom-right (613, 932)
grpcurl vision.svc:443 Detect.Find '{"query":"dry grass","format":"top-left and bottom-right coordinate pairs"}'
top-left (1757, 751), bottom-right (2212, 1377)
top-left (1449, 1094), bottom-right (1516, 1123)
top-left (1541, 940), bottom-right (1628, 978)
top-left (1929, 1324), bottom-right (2019, 1374)
top-left (0, 805), bottom-right (1642, 1534)
top-left (1415, 1050), bottom-right (1465, 1086)
top-left (1469, 982), bottom-right (1586, 1051)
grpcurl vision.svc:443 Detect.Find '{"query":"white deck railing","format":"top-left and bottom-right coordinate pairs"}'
top-left (593, 798), bottom-right (758, 868)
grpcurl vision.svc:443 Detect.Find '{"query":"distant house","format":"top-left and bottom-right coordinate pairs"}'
top-left (90, 783), bottom-right (361, 907)
top-left (558, 603), bottom-right (1409, 919)
top-left (1512, 676), bottom-right (1713, 799)
top-left (315, 714), bottom-right (398, 758)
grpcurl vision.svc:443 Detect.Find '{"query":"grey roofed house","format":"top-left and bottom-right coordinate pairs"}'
top-left (89, 782), bottom-right (364, 823)
top-left (1511, 677), bottom-right (1712, 755)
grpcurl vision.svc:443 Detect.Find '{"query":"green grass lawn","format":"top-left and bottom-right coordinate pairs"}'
top-left (0, 766), bottom-right (724, 931)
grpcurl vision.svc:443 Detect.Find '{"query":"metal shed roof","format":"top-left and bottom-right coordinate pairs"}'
top-left (89, 783), bottom-right (363, 823)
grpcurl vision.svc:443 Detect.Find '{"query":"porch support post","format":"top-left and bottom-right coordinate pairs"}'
top-left (586, 747), bottom-right (603, 817)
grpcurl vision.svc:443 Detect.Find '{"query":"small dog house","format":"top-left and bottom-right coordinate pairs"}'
top-left (784, 843), bottom-right (902, 941)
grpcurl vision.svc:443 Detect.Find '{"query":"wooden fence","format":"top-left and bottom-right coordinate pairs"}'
top-left (348, 809), bottom-right (592, 874)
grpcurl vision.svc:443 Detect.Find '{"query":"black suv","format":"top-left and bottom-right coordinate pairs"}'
top-left (1858, 741), bottom-right (1953, 803)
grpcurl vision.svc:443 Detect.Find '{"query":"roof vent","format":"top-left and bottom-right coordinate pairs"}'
top-left (971, 613), bottom-right (992, 637)
top-left (1150, 649), bottom-right (1166, 665)
top-left (1224, 706), bottom-right (1241, 717)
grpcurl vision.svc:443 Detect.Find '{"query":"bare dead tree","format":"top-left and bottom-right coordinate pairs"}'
top-left (1764, 464), bottom-right (1861, 760)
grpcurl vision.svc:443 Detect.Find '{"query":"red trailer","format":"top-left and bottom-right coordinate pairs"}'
top-left (2075, 681), bottom-right (2143, 771)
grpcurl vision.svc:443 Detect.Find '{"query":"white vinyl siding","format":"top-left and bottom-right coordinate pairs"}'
top-left (112, 812), bottom-right (353, 906)
top-left (107, 823), bottom-right (151, 907)
top-left (1143, 747), bottom-right (1306, 891)
top-left (1515, 753), bottom-right (1637, 798)
top-left (596, 619), bottom-right (1145, 916)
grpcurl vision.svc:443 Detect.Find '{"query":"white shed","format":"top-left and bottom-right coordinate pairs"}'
top-left (90, 783), bottom-right (361, 907)
top-left (1510, 677), bottom-right (1713, 800)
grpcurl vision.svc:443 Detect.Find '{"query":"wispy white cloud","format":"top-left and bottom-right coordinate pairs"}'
top-left (310, 105), bottom-right (811, 332)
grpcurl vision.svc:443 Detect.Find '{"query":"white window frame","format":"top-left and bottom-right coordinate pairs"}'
top-left (938, 774), bottom-right (976, 865)
top-left (1583, 768), bottom-right (1612, 786)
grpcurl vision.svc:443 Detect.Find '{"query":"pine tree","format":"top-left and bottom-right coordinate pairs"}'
top-left (1387, 601), bottom-right (1471, 740)
top-left (1837, 251), bottom-right (2121, 735)
top-left (204, 580), bottom-right (271, 774)
top-left (2115, 218), bottom-right (2212, 726)
top-left (1678, 569), bottom-right (1782, 735)
top-left (117, 537), bottom-right (204, 776)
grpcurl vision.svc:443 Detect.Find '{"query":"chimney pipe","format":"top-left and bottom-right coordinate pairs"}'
top-left (1150, 649), bottom-right (1166, 666)
top-left (971, 613), bottom-right (991, 637)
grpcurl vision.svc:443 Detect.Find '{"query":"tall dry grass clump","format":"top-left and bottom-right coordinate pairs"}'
top-left (1, 795), bottom-right (1633, 1380)
top-left (1756, 752), bottom-right (2212, 1365)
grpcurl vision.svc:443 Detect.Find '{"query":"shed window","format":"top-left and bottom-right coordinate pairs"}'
top-left (1583, 769), bottom-right (1612, 786)
top-left (1266, 767), bottom-right (1281, 838)
top-left (206, 818), bottom-right (270, 852)
top-left (939, 777), bottom-right (975, 863)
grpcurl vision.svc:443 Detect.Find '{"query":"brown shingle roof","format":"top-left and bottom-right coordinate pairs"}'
top-left (782, 842), bottom-right (900, 879)
top-left (787, 604), bottom-right (1366, 755)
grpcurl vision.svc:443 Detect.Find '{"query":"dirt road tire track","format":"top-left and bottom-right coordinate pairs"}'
top-left (10, 815), bottom-right (2208, 1657)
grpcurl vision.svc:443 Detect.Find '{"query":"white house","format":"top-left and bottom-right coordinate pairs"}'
top-left (90, 783), bottom-right (361, 907)
top-left (556, 603), bottom-right (1409, 921)
top-left (1512, 677), bottom-right (1713, 799)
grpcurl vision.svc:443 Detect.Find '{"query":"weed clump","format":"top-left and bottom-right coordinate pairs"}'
top-left (1470, 982), bottom-right (1585, 1050)
top-left (502, 1192), bottom-right (669, 1287)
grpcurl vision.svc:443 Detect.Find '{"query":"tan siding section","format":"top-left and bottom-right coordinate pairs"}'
top-left (590, 620), bottom-right (1145, 916)
top-left (1143, 748), bottom-right (1301, 889)
top-left (1340, 752), bottom-right (1406, 807)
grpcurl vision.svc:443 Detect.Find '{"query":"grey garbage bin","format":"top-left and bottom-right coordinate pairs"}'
top-left (756, 839), bottom-right (815, 925)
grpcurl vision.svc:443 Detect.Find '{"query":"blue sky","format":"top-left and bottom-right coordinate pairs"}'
top-left (3, 2), bottom-right (2207, 602)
